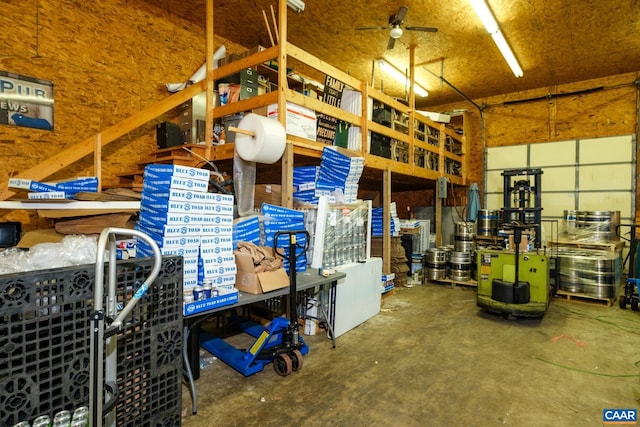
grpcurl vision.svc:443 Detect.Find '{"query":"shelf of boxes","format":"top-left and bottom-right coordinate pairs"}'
top-left (134, 164), bottom-right (239, 315)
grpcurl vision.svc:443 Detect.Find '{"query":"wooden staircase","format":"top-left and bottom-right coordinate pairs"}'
top-left (0, 81), bottom-right (209, 201)
top-left (113, 142), bottom-right (236, 191)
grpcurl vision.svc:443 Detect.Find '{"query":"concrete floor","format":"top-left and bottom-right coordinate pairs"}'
top-left (181, 283), bottom-right (640, 427)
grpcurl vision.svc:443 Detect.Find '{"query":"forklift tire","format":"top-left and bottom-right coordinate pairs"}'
top-left (273, 353), bottom-right (293, 377)
top-left (290, 349), bottom-right (303, 371)
top-left (620, 297), bottom-right (627, 309)
top-left (632, 298), bottom-right (639, 312)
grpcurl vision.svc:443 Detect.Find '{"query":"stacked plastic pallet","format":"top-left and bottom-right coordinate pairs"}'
top-left (135, 164), bottom-right (239, 315)
top-left (0, 257), bottom-right (183, 427)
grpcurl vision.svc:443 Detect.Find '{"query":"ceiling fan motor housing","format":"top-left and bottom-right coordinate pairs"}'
top-left (390, 26), bottom-right (403, 39)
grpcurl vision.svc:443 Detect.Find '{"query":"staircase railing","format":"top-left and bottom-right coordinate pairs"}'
top-left (0, 80), bottom-right (207, 201)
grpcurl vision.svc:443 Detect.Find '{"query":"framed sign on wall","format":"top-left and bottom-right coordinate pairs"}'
top-left (0, 70), bottom-right (54, 130)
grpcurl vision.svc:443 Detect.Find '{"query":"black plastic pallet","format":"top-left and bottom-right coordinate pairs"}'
top-left (0, 256), bottom-right (183, 427)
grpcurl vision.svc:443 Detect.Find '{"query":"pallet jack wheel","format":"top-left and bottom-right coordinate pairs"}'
top-left (632, 298), bottom-right (639, 312)
top-left (273, 353), bottom-right (293, 377)
top-left (290, 349), bottom-right (303, 371)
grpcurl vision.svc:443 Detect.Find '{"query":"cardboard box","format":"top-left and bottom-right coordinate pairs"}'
top-left (28, 191), bottom-right (66, 200)
top-left (202, 224), bottom-right (233, 236)
top-left (200, 213), bottom-right (233, 227)
top-left (234, 248), bottom-right (289, 294)
top-left (17, 228), bottom-right (64, 249)
top-left (142, 177), bottom-right (209, 193)
top-left (267, 103), bottom-right (317, 141)
top-left (9, 178), bottom-right (57, 192)
top-left (254, 184), bottom-right (282, 208)
top-left (252, 106), bottom-right (268, 117)
top-left (144, 164), bottom-right (210, 182)
top-left (149, 190), bottom-right (233, 205)
top-left (506, 231), bottom-right (534, 253)
top-left (183, 289), bottom-right (239, 316)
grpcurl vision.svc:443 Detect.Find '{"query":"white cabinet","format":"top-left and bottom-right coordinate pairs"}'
top-left (331, 258), bottom-right (383, 338)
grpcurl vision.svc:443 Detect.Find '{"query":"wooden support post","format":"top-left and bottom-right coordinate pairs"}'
top-left (409, 45), bottom-right (416, 175)
top-left (383, 166), bottom-right (391, 274)
top-left (278, 0), bottom-right (293, 208)
top-left (436, 179), bottom-right (443, 246)
top-left (462, 111), bottom-right (470, 185)
top-left (360, 82), bottom-right (369, 155)
top-left (94, 133), bottom-right (102, 192)
top-left (205, 0), bottom-right (215, 157)
top-left (282, 144), bottom-right (294, 208)
top-left (438, 124), bottom-right (445, 175)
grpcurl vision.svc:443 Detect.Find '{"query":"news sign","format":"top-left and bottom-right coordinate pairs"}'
top-left (0, 71), bottom-right (54, 130)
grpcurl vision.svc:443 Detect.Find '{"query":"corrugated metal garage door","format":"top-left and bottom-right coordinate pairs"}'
top-left (484, 135), bottom-right (636, 242)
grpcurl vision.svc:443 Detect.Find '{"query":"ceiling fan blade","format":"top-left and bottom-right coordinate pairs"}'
top-left (393, 6), bottom-right (408, 25)
top-left (356, 26), bottom-right (389, 31)
top-left (387, 37), bottom-right (396, 50)
top-left (404, 26), bottom-right (438, 32)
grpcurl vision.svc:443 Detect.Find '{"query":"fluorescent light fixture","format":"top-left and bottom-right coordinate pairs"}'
top-left (469, 0), bottom-right (498, 33)
top-left (491, 31), bottom-right (523, 77)
top-left (287, 0), bottom-right (305, 13)
top-left (377, 59), bottom-right (429, 98)
top-left (469, 0), bottom-right (523, 77)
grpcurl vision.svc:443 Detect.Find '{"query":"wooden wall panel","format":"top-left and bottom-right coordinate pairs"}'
top-left (1, 1), bottom-right (639, 230)
top-left (392, 190), bottom-right (434, 219)
top-left (482, 73), bottom-right (637, 146)
top-left (395, 72), bottom-right (639, 215)
top-left (485, 101), bottom-right (551, 145)
top-left (0, 0), bottom-right (248, 229)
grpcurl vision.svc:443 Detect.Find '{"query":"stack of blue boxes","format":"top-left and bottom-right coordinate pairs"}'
top-left (135, 164), bottom-right (238, 314)
top-left (261, 203), bottom-right (307, 273)
top-left (293, 166), bottom-right (319, 205)
top-left (54, 177), bottom-right (100, 198)
top-left (371, 202), bottom-right (400, 237)
top-left (9, 176), bottom-right (100, 199)
top-left (232, 215), bottom-right (261, 248)
top-left (315, 147), bottom-right (364, 204)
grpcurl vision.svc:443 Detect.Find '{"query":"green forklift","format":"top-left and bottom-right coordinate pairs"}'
top-left (476, 169), bottom-right (551, 318)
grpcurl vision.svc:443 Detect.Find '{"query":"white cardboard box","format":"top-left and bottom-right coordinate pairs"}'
top-left (267, 102), bottom-right (317, 141)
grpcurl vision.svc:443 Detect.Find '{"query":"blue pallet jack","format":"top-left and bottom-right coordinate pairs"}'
top-left (200, 230), bottom-right (310, 376)
top-left (618, 223), bottom-right (640, 311)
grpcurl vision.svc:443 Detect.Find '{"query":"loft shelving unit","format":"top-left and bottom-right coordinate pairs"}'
top-left (0, 0), bottom-right (470, 274)
top-left (202, 50), bottom-right (469, 177)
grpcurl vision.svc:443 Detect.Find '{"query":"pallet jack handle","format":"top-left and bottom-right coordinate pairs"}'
top-left (273, 230), bottom-right (310, 328)
top-left (89, 228), bottom-right (162, 427)
top-left (616, 223), bottom-right (640, 278)
top-left (512, 225), bottom-right (522, 303)
top-left (503, 221), bottom-right (526, 302)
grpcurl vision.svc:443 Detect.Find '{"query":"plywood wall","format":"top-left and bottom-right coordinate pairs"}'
top-left (394, 71), bottom-right (639, 217)
top-left (2, 1), bottom-right (639, 228)
top-left (0, 0), bottom-right (246, 228)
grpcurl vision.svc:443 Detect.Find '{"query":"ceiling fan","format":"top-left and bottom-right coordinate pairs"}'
top-left (356, 6), bottom-right (438, 50)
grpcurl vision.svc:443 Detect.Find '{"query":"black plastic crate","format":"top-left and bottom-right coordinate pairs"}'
top-left (0, 256), bottom-right (183, 427)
